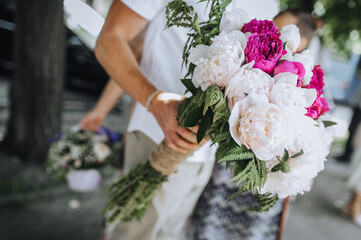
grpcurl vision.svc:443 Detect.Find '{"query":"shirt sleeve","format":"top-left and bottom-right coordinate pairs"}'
top-left (121, 0), bottom-right (166, 21)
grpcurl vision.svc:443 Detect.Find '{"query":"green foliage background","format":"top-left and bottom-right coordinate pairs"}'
top-left (279, 0), bottom-right (361, 56)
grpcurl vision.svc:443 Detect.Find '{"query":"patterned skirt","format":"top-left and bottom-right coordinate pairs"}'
top-left (189, 163), bottom-right (284, 240)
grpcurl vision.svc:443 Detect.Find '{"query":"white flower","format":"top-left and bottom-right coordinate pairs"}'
top-left (191, 31), bottom-right (246, 91)
top-left (261, 115), bottom-right (328, 198)
top-left (292, 50), bottom-right (314, 85)
top-left (261, 163), bottom-right (314, 198)
top-left (211, 30), bottom-right (248, 51)
top-left (261, 143), bottom-right (327, 198)
top-left (189, 31), bottom-right (247, 65)
top-left (229, 96), bottom-right (293, 160)
top-left (219, 8), bottom-right (250, 32)
top-left (93, 142), bottom-right (111, 161)
top-left (280, 24), bottom-right (301, 53)
top-left (71, 146), bottom-right (82, 158)
top-left (269, 72), bottom-right (316, 111)
top-left (188, 45), bottom-right (209, 65)
top-left (226, 61), bottom-right (274, 110)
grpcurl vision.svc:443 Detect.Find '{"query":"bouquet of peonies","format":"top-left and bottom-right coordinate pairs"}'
top-left (47, 126), bottom-right (120, 178)
top-left (104, 0), bottom-right (337, 222)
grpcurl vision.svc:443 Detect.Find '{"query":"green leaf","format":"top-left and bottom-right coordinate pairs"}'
top-left (224, 186), bottom-right (248, 202)
top-left (271, 163), bottom-right (282, 172)
top-left (225, 161), bottom-right (231, 170)
top-left (211, 131), bottom-right (231, 144)
top-left (323, 120), bottom-right (337, 128)
top-left (183, 107), bottom-right (203, 127)
top-left (230, 161), bottom-right (253, 182)
top-left (177, 98), bottom-right (191, 119)
top-left (181, 78), bottom-right (197, 95)
top-left (281, 163), bottom-right (290, 173)
top-left (280, 149), bottom-right (289, 163)
top-left (246, 193), bottom-right (279, 212)
top-left (197, 110), bottom-right (212, 143)
top-left (214, 112), bottom-right (230, 121)
top-left (218, 152), bottom-right (254, 162)
top-left (260, 160), bottom-right (268, 186)
top-left (291, 149), bottom-right (304, 158)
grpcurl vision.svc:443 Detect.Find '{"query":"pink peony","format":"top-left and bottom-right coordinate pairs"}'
top-left (304, 65), bottom-right (325, 95)
top-left (273, 61), bottom-right (306, 80)
top-left (320, 97), bottom-right (330, 115)
top-left (241, 19), bottom-right (279, 35)
top-left (306, 96), bottom-right (329, 119)
top-left (245, 33), bottom-right (285, 74)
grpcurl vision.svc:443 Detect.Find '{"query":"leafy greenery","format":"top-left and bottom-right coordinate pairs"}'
top-left (166, 0), bottom-right (231, 77)
top-left (103, 162), bottom-right (168, 222)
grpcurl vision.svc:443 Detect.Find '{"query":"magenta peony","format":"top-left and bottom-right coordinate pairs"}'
top-left (241, 19), bottom-right (279, 35)
top-left (306, 96), bottom-right (329, 119)
top-left (245, 33), bottom-right (285, 74)
top-left (304, 65), bottom-right (325, 95)
top-left (273, 61), bottom-right (306, 80)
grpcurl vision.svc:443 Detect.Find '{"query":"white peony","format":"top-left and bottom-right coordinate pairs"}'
top-left (211, 30), bottom-right (248, 52)
top-left (188, 45), bottom-right (209, 64)
top-left (269, 72), bottom-right (317, 112)
top-left (93, 142), bottom-right (111, 161)
top-left (229, 96), bottom-right (294, 161)
top-left (280, 24), bottom-right (301, 53)
top-left (189, 31), bottom-right (247, 65)
top-left (226, 61), bottom-right (274, 110)
top-left (287, 113), bottom-right (323, 156)
top-left (261, 144), bottom-right (327, 198)
top-left (292, 50), bottom-right (314, 85)
top-left (191, 31), bottom-right (246, 91)
top-left (219, 8), bottom-right (250, 32)
top-left (261, 114), bottom-right (328, 198)
top-left (261, 163), bottom-right (315, 198)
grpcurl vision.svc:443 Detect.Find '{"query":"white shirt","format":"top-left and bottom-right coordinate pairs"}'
top-left (123, 0), bottom-right (279, 162)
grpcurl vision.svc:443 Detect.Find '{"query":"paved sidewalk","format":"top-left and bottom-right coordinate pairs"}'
top-left (284, 158), bottom-right (361, 240)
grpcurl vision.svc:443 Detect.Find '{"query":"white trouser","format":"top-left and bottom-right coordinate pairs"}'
top-left (103, 131), bottom-right (214, 240)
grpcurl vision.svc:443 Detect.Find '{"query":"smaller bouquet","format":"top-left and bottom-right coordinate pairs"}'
top-left (47, 126), bottom-right (120, 178)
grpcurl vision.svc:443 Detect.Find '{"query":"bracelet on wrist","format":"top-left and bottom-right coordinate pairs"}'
top-left (145, 90), bottom-right (162, 111)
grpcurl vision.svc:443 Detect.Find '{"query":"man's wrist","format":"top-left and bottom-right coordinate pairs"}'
top-left (93, 106), bottom-right (109, 117)
top-left (147, 90), bottom-right (162, 114)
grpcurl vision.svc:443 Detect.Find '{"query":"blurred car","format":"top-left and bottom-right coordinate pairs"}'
top-left (0, 0), bottom-right (109, 95)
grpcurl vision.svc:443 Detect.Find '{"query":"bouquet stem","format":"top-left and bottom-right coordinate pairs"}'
top-left (104, 141), bottom-right (193, 223)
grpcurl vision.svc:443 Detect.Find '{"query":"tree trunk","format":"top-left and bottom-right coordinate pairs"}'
top-left (1, 0), bottom-right (65, 163)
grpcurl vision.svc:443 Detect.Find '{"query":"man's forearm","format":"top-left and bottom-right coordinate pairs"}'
top-left (94, 78), bottom-right (124, 116)
top-left (95, 33), bottom-right (157, 108)
top-left (93, 1), bottom-right (198, 152)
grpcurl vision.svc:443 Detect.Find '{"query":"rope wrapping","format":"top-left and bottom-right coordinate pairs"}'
top-left (149, 140), bottom-right (194, 175)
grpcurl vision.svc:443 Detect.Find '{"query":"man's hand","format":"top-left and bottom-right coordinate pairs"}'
top-left (149, 92), bottom-right (202, 153)
top-left (79, 110), bottom-right (106, 132)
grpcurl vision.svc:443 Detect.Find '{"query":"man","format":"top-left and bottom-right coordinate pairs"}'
top-left (95, 1), bottom-right (215, 239)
